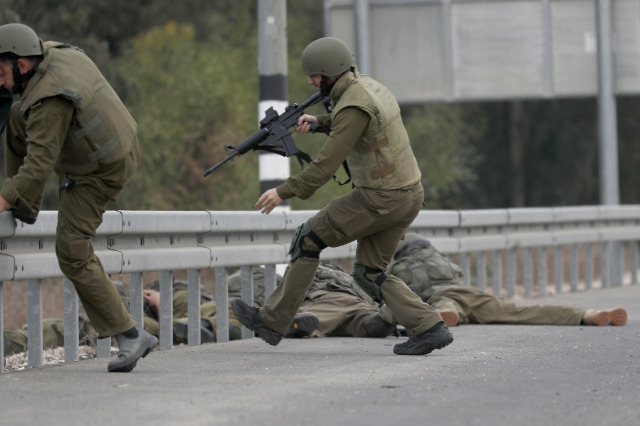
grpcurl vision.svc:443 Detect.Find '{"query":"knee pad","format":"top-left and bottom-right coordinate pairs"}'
top-left (352, 264), bottom-right (387, 304)
top-left (288, 222), bottom-right (327, 262)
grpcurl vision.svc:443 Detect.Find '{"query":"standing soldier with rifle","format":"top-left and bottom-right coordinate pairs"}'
top-left (0, 23), bottom-right (157, 372)
top-left (232, 37), bottom-right (453, 356)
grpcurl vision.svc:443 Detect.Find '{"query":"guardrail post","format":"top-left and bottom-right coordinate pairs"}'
top-left (62, 277), bottom-right (79, 363)
top-left (97, 338), bottom-right (111, 358)
top-left (263, 264), bottom-right (277, 298)
top-left (129, 272), bottom-right (144, 327)
top-left (187, 269), bottom-right (201, 346)
top-left (26, 279), bottom-right (43, 368)
top-left (522, 248), bottom-right (533, 298)
top-left (536, 247), bottom-right (548, 296)
top-left (158, 271), bottom-right (173, 350)
top-left (554, 246), bottom-right (563, 294)
top-left (459, 253), bottom-right (470, 286)
top-left (584, 243), bottom-right (594, 290)
top-left (215, 267), bottom-right (229, 343)
top-left (569, 244), bottom-right (579, 292)
top-left (631, 242), bottom-right (638, 285)
top-left (476, 251), bottom-right (486, 291)
top-left (506, 248), bottom-right (516, 298)
top-left (613, 242), bottom-right (623, 286)
top-left (491, 250), bottom-right (502, 296)
top-left (240, 265), bottom-right (254, 339)
top-left (600, 242), bottom-right (609, 288)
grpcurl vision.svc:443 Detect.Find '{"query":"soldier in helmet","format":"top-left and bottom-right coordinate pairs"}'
top-left (0, 23), bottom-right (157, 372)
top-left (233, 37), bottom-right (453, 356)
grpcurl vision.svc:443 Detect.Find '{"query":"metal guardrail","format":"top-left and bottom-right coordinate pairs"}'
top-left (1, 205), bottom-right (639, 372)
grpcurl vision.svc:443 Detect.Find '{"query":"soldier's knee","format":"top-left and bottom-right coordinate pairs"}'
top-left (288, 222), bottom-right (327, 262)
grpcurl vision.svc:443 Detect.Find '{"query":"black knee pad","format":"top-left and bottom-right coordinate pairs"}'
top-left (288, 222), bottom-right (327, 262)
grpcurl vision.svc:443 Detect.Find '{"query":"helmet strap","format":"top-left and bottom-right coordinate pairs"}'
top-left (320, 76), bottom-right (331, 97)
top-left (11, 57), bottom-right (37, 95)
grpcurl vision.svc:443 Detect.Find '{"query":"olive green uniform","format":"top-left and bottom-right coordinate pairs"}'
top-left (234, 264), bottom-right (395, 338)
top-left (143, 281), bottom-right (242, 342)
top-left (1, 42), bottom-right (139, 337)
top-left (297, 264), bottom-right (395, 337)
top-left (390, 239), bottom-right (585, 325)
top-left (259, 68), bottom-right (442, 336)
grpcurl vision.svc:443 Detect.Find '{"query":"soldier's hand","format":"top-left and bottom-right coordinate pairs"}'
top-left (0, 194), bottom-right (11, 212)
top-left (296, 114), bottom-right (318, 133)
top-left (256, 188), bottom-right (282, 215)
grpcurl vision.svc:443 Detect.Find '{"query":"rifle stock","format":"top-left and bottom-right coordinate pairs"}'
top-left (203, 92), bottom-right (326, 177)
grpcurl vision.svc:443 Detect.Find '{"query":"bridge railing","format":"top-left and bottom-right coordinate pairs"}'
top-left (1, 205), bottom-right (639, 372)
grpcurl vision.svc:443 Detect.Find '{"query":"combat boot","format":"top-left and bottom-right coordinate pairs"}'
top-left (582, 308), bottom-right (627, 326)
top-left (393, 321), bottom-right (453, 355)
top-left (438, 310), bottom-right (460, 327)
top-left (173, 319), bottom-right (216, 344)
top-left (107, 326), bottom-right (158, 373)
top-left (285, 312), bottom-right (320, 338)
top-left (229, 323), bottom-right (242, 341)
top-left (362, 314), bottom-right (396, 338)
top-left (232, 298), bottom-right (283, 346)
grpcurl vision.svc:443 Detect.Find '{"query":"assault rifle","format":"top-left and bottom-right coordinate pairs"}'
top-left (203, 91), bottom-right (328, 177)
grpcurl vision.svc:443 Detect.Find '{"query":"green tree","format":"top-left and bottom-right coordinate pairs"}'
top-left (114, 22), bottom-right (259, 210)
top-left (403, 103), bottom-right (484, 209)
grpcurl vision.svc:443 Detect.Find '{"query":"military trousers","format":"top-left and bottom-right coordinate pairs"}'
top-left (298, 292), bottom-right (380, 337)
top-left (55, 173), bottom-right (135, 338)
top-left (428, 286), bottom-right (585, 325)
top-left (261, 183), bottom-right (443, 336)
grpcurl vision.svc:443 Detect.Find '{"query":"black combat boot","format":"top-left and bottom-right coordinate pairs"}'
top-left (173, 319), bottom-right (216, 344)
top-left (232, 298), bottom-right (283, 346)
top-left (393, 321), bottom-right (453, 355)
top-left (284, 312), bottom-right (320, 338)
top-left (362, 314), bottom-right (396, 338)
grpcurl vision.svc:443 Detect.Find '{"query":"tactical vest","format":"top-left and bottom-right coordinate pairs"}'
top-left (330, 69), bottom-right (421, 189)
top-left (305, 263), bottom-right (365, 301)
top-left (18, 41), bottom-right (137, 175)
top-left (388, 240), bottom-right (463, 300)
top-left (225, 264), bottom-right (363, 304)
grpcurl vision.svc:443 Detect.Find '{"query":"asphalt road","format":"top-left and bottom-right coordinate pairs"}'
top-left (1, 284), bottom-right (638, 426)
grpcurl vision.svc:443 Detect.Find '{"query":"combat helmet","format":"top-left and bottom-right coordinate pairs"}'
top-left (395, 232), bottom-right (430, 256)
top-left (301, 37), bottom-right (354, 78)
top-left (0, 23), bottom-right (42, 57)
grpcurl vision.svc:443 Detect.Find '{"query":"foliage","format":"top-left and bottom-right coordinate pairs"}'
top-left (115, 22), bottom-right (259, 210)
top-left (3, 0), bottom-right (640, 211)
top-left (403, 103), bottom-right (484, 209)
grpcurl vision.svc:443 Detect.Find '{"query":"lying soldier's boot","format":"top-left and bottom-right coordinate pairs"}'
top-left (232, 298), bottom-right (283, 346)
top-left (607, 308), bottom-right (627, 326)
top-left (362, 314), bottom-right (396, 338)
top-left (393, 321), bottom-right (453, 355)
top-left (173, 319), bottom-right (216, 344)
top-left (437, 310), bottom-right (460, 327)
top-left (285, 312), bottom-right (320, 338)
top-left (108, 326), bottom-right (158, 372)
top-left (583, 308), bottom-right (627, 326)
top-left (229, 323), bottom-right (242, 341)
